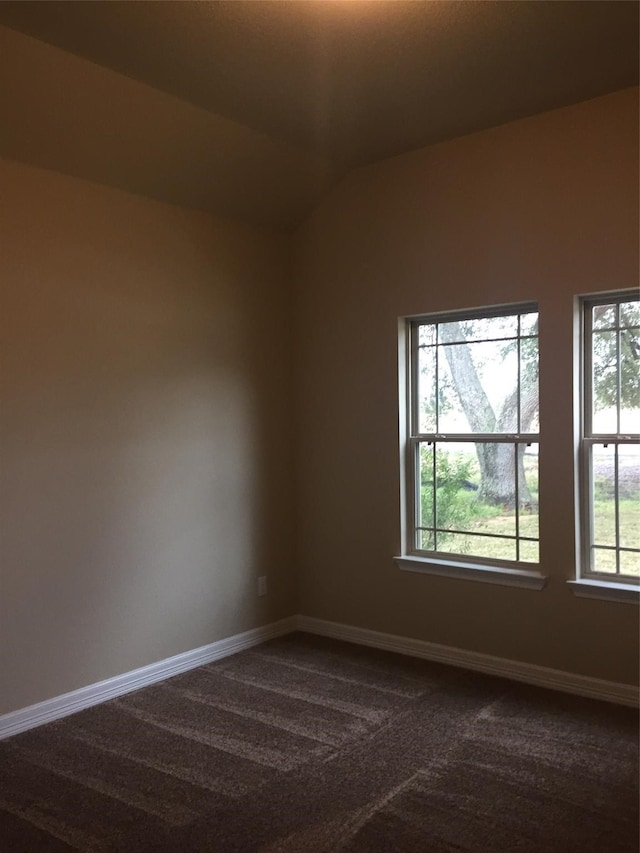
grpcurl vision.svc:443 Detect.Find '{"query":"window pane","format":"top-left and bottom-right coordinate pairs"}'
top-left (592, 331), bottom-right (618, 433)
top-left (418, 323), bottom-right (437, 347)
top-left (619, 550), bottom-right (640, 578)
top-left (620, 327), bottom-right (639, 434)
top-left (592, 547), bottom-right (617, 574)
top-left (416, 440), bottom-right (540, 563)
top-left (435, 531), bottom-right (517, 562)
top-left (438, 314), bottom-right (518, 344)
top-left (432, 442), bottom-right (540, 547)
top-left (619, 444), bottom-right (640, 551)
top-left (418, 528), bottom-right (435, 551)
top-left (417, 344), bottom-right (437, 433)
top-left (474, 442), bottom-right (518, 508)
top-left (519, 540), bottom-right (539, 563)
top-left (583, 294), bottom-right (639, 582)
top-left (437, 347), bottom-right (469, 431)
top-left (438, 341), bottom-right (518, 433)
top-left (434, 443), bottom-right (483, 533)
top-left (619, 300), bottom-right (640, 329)
top-left (519, 312), bottom-right (538, 336)
top-left (409, 306), bottom-right (539, 567)
top-left (418, 443), bottom-right (435, 534)
top-left (520, 445), bottom-right (539, 539)
top-left (520, 337), bottom-right (539, 432)
top-left (592, 304), bottom-right (616, 330)
top-left (592, 445), bottom-right (616, 547)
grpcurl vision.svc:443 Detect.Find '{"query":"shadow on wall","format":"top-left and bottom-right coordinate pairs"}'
top-left (0, 165), bottom-right (294, 714)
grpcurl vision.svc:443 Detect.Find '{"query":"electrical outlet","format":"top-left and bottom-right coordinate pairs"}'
top-left (257, 576), bottom-right (267, 597)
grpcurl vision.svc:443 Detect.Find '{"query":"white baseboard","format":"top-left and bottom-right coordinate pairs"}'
top-left (0, 617), bottom-right (297, 740)
top-left (294, 616), bottom-right (639, 708)
top-left (3, 613), bottom-right (636, 740)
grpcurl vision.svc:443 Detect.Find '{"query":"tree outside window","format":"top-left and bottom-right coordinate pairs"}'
top-left (407, 305), bottom-right (539, 566)
top-left (582, 293), bottom-right (639, 581)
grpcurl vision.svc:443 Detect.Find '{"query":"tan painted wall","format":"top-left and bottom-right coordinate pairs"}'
top-left (293, 88), bottom-right (639, 685)
top-left (0, 159), bottom-right (295, 715)
top-left (1, 87), bottom-right (637, 719)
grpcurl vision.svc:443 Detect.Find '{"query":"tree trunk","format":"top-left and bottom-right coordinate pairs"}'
top-left (475, 443), bottom-right (534, 508)
top-left (438, 324), bottom-right (495, 433)
top-left (440, 322), bottom-right (537, 509)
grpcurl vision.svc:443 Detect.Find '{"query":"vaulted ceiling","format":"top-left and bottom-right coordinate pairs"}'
top-left (1, 1), bottom-right (637, 228)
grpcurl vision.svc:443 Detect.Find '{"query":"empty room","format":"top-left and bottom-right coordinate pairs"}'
top-left (0, 2), bottom-right (638, 851)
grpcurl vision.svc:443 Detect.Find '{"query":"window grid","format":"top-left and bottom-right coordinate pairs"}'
top-left (406, 304), bottom-right (539, 569)
top-left (581, 293), bottom-right (640, 582)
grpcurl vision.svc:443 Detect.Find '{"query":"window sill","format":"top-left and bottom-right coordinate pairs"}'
top-left (394, 555), bottom-right (547, 590)
top-left (567, 579), bottom-right (639, 604)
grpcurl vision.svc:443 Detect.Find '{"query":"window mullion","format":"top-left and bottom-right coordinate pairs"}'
top-left (435, 326), bottom-right (440, 431)
top-left (410, 323), bottom-right (419, 438)
top-left (413, 433), bottom-right (538, 442)
top-left (584, 442), bottom-right (594, 574)
top-left (517, 313), bottom-right (522, 434)
top-left (614, 443), bottom-right (620, 575)
top-left (584, 304), bottom-right (593, 440)
top-left (515, 442), bottom-right (520, 561)
top-left (616, 303), bottom-right (622, 435)
top-left (431, 441), bottom-right (437, 551)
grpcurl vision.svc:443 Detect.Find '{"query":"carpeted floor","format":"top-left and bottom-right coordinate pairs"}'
top-left (0, 632), bottom-right (638, 852)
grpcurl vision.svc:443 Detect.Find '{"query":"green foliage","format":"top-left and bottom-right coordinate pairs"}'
top-left (418, 448), bottom-right (542, 560)
top-left (592, 300), bottom-right (640, 410)
top-left (498, 322), bottom-right (539, 386)
top-left (592, 327), bottom-right (639, 410)
top-left (420, 449), bottom-right (487, 549)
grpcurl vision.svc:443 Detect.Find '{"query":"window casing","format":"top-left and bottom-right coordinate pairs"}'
top-left (402, 304), bottom-right (540, 571)
top-left (580, 293), bottom-right (639, 584)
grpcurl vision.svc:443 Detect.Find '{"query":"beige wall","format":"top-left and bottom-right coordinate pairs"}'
top-left (0, 159), bottom-right (295, 715)
top-left (1, 87), bottom-right (637, 719)
top-left (293, 88), bottom-right (639, 685)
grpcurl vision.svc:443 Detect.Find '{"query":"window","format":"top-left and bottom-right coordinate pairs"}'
top-left (397, 304), bottom-right (543, 586)
top-left (579, 293), bottom-right (639, 586)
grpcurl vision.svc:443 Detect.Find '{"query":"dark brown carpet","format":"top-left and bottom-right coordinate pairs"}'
top-left (1, 632), bottom-right (638, 852)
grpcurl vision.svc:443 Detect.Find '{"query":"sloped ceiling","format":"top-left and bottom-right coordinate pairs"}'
top-left (0, 1), bottom-right (638, 229)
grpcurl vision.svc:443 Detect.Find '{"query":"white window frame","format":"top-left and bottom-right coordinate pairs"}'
top-left (395, 303), bottom-right (546, 590)
top-left (571, 291), bottom-right (640, 603)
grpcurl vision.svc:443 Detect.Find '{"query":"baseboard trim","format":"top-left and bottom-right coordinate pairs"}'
top-left (294, 616), bottom-right (639, 708)
top-left (0, 617), bottom-right (297, 740)
top-left (3, 613), bottom-right (636, 739)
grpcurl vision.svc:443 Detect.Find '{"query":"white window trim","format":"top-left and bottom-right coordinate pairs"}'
top-left (394, 555), bottom-right (547, 590)
top-left (397, 303), bottom-right (547, 589)
top-left (571, 291), bottom-right (640, 600)
top-left (567, 579), bottom-right (639, 604)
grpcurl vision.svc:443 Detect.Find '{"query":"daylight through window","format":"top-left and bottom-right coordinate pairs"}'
top-left (405, 305), bottom-right (539, 567)
top-left (581, 293), bottom-right (640, 582)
